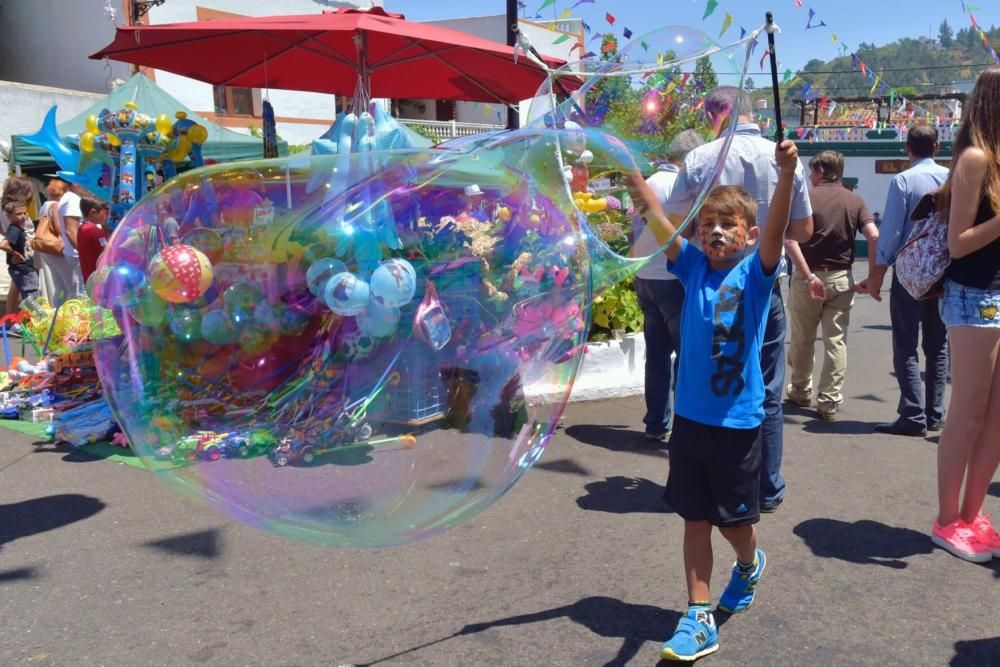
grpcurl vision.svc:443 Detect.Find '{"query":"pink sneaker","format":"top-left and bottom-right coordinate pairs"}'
top-left (931, 519), bottom-right (992, 562)
top-left (968, 514), bottom-right (1000, 557)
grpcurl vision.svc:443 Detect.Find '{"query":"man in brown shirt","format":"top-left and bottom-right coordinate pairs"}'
top-left (784, 150), bottom-right (879, 420)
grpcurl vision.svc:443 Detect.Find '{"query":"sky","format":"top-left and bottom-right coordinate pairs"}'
top-left (383, 0), bottom-right (994, 90)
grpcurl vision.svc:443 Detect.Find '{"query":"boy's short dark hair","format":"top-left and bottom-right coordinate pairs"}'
top-left (3, 200), bottom-right (26, 214)
top-left (699, 185), bottom-right (758, 227)
top-left (809, 150), bottom-right (844, 182)
top-left (80, 198), bottom-right (109, 218)
top-left (907, 125), bottom-right (939, 158)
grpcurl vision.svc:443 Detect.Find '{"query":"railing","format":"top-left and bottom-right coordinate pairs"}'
top-left (399, 118), bottom-right (506, 142)
top-left (792, 123), bottom-right (958, 143)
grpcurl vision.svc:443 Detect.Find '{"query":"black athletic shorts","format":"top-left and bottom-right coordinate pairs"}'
top-left (663, 415), bottom-right (762, 527)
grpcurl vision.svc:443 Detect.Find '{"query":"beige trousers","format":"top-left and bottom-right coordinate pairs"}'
top-left (787, 269), bottom-right (855, 407)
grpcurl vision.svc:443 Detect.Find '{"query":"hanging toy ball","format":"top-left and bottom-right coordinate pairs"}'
top-left (369, 258), bottom-right (416, 308)
top-left (149, 244), bottom-right (214, 304)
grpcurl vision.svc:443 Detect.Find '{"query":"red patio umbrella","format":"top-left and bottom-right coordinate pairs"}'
top-left (90, 7), bottom-right (571, 105)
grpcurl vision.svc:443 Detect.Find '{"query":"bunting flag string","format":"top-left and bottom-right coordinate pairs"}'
top-left (962, 2), bottom-right (1000, 64)
top-left (759, 49), bottom-right (770, 71)
top-left (719, 12), bottom-right (733, 38)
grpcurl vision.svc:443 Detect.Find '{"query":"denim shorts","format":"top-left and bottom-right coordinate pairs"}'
top-left (940, 279), bottom-right (1000, 328)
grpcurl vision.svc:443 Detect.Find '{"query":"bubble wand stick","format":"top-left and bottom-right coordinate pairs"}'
top-left (765, 12), bottom-right (784, 141)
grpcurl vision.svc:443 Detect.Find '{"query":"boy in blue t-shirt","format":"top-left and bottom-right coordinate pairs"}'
top-left (628, 139), bottom-right (799, 662)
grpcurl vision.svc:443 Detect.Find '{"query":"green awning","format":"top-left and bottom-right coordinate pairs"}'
top-left (9, 72), bottom-right (286, 170)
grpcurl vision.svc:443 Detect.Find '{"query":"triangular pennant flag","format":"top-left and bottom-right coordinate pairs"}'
top-left (831, 33), bottom-right (838, 43)
top-left (859, 59), bottom-right (868, 76)
top-left (559, 9), bottom-right (571, 19)
top-left (794, 0), bottom-right (803, 6)
top-left (719, 12), bottom-right (733, 38)
top-left (640, 40), bottom-right (649, 51)
top-left (582, 21), bottom-right (591, 33)
top-left (759, 48), bottom-right (770, 71)
top-left (582, 51), bottom-right (596, 58)
top-left (623, 27), bottom-right (633, 39)
top-left (589, 32), bottom-right (603, 42)
top-left (801, 83), bottom-right (812, 101)
top-left (806, 8), bottom-right (815, 28)
top-left (782, 68), bottom-right (793, 83)
top-left (828, 100), bottom-right (838, 117)
top-left (750, 35), bottom-right (759, 56)
top-left (571, 0), bottom-right (596, 8)
top-left (605, 12), bottom-right (616, 25)
top-left (553, 33), bottom-right (572, 45)
top-left (703, 0), bottom-right (719, 20)
top-left (535, 0), bottom-right (556, 14)
top-left (851, 54), bottom-right (859, 71)
top-left (870, 74), bottom-right (880, 96)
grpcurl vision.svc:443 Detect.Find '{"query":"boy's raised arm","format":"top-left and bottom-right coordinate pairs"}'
top-left (625, 170), bottom-right (684, 263)
top-left (759, 140), bottom-right (799, 274)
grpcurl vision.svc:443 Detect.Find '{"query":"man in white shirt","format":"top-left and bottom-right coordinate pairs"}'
top-left (631, 130), bottom-right (704, 441)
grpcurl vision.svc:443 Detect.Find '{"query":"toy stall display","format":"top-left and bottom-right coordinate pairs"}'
top-left (21, 103), bottom-right (209, 227)
top-left (0, 295), bottom-right (124, 448)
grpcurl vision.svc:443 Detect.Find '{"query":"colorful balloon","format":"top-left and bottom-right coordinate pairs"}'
top-left (149, 245), bottom-right (214, 304)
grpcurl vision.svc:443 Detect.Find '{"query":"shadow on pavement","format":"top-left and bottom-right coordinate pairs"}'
top-left (793, 518), bottom-right (933, 568)
top-left (853, 393), bottom-right (888, 403)
top-left (564, 424), bottom-right (668, 458)
top-left (862, 324), bottom-right (893, 331)
top-left (364, 596), bottom-right (683, 667)
top-left (31, 441), bottom-right (104, 464)
top-left (534, 457), bottom-right (592, 476)
top-left (0, 494), bottom-right (105, 552)
top-left (802, 419), bottom-right (878, 435)
top-left (989, 481), bottom-right (1000, 498)
top-left (0, 566), bottom-right (39, 583)
top-left (951, 637), bottom-right (1000, 666)
top-left (577, 476), bottom-right (671, 515)
top-left (142, 529), bottom-right (223, 559)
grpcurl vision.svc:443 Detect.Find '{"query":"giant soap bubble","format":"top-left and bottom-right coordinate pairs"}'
top-left (94, 25), bottom-right (755, 547)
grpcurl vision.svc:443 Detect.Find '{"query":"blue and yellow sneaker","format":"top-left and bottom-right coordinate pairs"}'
top-left (718, 547), bottom-right (767, 614)
top-left (659, 607), bottom-right (719, 662)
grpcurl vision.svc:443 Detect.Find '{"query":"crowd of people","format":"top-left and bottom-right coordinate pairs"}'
top-left (0, 176), bottom-right (112, 333)
top-left (630, 69), bottom-right (1000, 662)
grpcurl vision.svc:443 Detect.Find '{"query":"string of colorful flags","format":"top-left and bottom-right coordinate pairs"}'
top-left (524, 0), bottom-right (965, 131)
top-left (960, 1), bottom-right (1000, 64)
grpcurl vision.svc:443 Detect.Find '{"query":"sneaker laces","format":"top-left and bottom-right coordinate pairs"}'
top-left (974, 514), bottom-right (1000, 541)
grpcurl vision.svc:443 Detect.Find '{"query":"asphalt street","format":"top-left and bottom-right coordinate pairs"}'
top-left (1, 283), bottom-right (999, 666)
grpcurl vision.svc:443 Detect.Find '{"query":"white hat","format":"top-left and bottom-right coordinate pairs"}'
top-left (464, 184), bottom-right (484, 197)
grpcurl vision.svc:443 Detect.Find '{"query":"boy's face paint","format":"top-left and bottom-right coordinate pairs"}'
top-left (698, 212), bottom-right (750, 261)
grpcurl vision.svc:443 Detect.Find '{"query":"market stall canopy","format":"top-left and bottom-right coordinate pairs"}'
top-left (90, 7), bottom-right (573, 103)
top-left (9, 73), bottom-right (284, 170)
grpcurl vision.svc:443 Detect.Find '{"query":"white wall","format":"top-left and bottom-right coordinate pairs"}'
top-left (0, 0), bottom-right (130, 94)
top-left (0, 81), bottom-right (104, 180)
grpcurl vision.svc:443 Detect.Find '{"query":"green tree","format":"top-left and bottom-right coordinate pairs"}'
top-left (694, 56), bottom-right (718, 91)
top-left (939, 19), bottom-right (954, 48)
